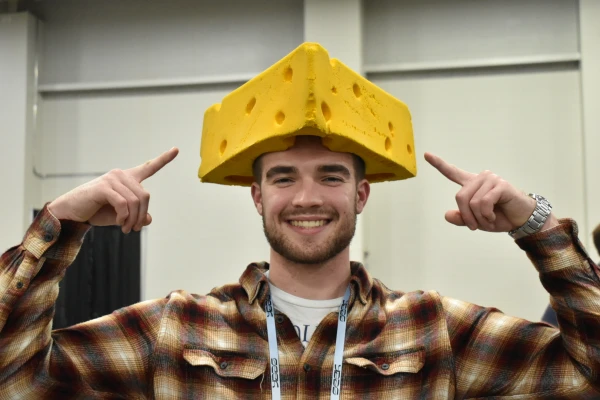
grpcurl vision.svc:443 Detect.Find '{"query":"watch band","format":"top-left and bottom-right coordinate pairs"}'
top-left (508, 194), bottom-right (552, 240)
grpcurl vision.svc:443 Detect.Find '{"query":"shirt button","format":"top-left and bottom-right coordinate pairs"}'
top-left (220, 361), bottom-right (229, 370)
top-left (303, 363), bottom-right (311, 372)
top-left (276, 316), bottom-right (284, 323)
top-left (16, 281), bottom-right (24, 289)
top-left (43, 233), bottom-right (54, 242)
top-left (381, 363), bottom-right (390, 370)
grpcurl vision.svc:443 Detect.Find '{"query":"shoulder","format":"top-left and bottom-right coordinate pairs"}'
top-left (368, 278), bottom-right (447, 325)
top-left (161, 281), bottom-right (246, 311)
top-left (371, 277), bottom-right (443, 306)
top-left (156, 282), bottom-right (264, 352)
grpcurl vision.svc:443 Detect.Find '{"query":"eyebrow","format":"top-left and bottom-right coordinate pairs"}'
top-left (318, 164), bottom-right (351, 179)
top-left (265, 166), bottom-right (298, 180)
top-left (264, 163), bottom-right (352, 180)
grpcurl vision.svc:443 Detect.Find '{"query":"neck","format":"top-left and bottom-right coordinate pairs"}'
top-left (267, 249), bottom-right (351, 300)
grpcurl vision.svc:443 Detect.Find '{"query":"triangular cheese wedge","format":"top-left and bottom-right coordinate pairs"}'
top-left (198, 42), bottom-right (416, 186)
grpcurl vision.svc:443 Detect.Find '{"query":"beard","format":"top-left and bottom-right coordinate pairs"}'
top-left (262, 203), bottom-right (357, 265)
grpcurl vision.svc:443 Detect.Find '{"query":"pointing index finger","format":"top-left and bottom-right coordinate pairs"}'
top-left (129, 147), bottom-right (179, 182)
top-left (424, 152), bottom-right (474, 186)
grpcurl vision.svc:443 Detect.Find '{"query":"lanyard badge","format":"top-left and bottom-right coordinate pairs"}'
top-left (265, 286), bottom-right (352, 400)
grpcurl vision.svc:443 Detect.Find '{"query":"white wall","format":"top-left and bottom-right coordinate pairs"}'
top-left (362, 0), bottom-right (585, 321)
top-left (0, 13), bottom-right (39, 252)
top-left (364, 0), bottom-right (579, 69)
top-left (579, 0), bottom-right (600, 260)
top-left (2, 0), bottom-right (598, 323)
top-left (364, 69), bottom-right (584, 321)
top-left (37, 0), bottom-right (304, 86)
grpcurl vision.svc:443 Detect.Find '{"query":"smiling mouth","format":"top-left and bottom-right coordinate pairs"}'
top-left (288, 220), bottom-right (330, 228)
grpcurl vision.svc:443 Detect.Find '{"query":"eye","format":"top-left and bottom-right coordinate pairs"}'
top-left (323, 176), bottom-right (344, 183)
top-left (274, 177), bottom-right (294, 184)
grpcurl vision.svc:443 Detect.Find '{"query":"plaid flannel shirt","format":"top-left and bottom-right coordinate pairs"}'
top-left (1, 205), bottom-right (600, 399)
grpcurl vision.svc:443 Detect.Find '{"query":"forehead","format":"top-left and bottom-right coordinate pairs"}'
top-left (260, 136), bottom-right (354, 169)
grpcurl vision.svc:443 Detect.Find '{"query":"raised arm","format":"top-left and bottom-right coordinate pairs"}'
top-left (425, 152), bottom-right (600, 396)
top-left (0, 148), bottom-right (178, 398)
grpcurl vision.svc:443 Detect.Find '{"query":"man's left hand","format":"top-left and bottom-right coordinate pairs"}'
top-left (425, 152), bottom-right (559, 233)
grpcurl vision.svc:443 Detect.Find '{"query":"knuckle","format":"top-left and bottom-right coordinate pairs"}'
top-left (109, 168), bottom-right (123, 178)
top-left (480, 170), bottom-right (500, 181)
top-left (469, 198), bottom-right (480, 208)
top-left (99, 180), bottom-right (112, 191)
top-left (101, 174), bottom-right (115, 186)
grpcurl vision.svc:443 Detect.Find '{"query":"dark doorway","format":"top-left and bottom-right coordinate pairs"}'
top-left (33, 210), bottom-right (142, 329)
top-left (53, 225), bottom-right (141, 329)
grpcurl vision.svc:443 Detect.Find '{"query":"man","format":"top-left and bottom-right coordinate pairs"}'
top-left (0, 136), bottom-right (599, 399)
top-left (2, 40), bottom-right (600, 398)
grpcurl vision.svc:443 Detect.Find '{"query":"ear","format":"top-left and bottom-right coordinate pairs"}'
top-left (251, 182), bottom-right (263, 216)
top-left (355, 179), bottom-right (370, 214)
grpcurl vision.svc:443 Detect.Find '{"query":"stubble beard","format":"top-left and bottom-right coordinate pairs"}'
top-left (262, 204), bottom-right (357, 265)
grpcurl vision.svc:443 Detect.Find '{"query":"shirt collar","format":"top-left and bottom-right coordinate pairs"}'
top-left (239, 261), bottom-right (373, 307)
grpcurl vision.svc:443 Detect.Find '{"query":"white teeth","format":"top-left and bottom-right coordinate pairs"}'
top-left (290, 220), bottom-right (326, 228)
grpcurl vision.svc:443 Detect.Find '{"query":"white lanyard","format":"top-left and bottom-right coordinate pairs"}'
top-left (265, 285), bottom-right (352, 400)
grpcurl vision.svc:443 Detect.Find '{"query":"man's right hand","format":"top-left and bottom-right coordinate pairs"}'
top-left (48, 148), bottom-right (179, 233)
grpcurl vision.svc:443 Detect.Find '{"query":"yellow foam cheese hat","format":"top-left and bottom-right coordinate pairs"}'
top-left (198, 42), bottom-right (416, 186)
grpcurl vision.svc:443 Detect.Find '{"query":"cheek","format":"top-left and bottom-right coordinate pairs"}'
top-left (337, 190), bottom-right (355, 207)
top-left (261, 192), bottom-right (287, 219)
top-left (325, 191), bottom-right (355, 215)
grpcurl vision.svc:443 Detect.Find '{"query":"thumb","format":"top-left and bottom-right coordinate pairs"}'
top-left (445, 210), bottom-right (466, 227)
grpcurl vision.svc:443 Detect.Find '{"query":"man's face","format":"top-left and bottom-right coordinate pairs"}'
top-left (251, 136), bottom-right (370, 264)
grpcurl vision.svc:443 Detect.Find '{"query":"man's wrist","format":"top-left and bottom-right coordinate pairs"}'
top-left (540, 213), bottom-right (560, 232)
top-left (508, 194), bottom-right (554, 239)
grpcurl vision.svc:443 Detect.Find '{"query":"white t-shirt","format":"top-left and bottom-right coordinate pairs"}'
top-left (265, 272), bottom-right (343, 348)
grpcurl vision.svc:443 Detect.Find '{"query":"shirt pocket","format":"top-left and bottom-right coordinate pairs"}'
top-left (183, 348), bottom-right (267, 379)
top-left (345, 347), bottom-right (425, 375)
top-left (342, 348), bottom-right (426, 398)
top-left (183, 348), bottom-right (268, 398)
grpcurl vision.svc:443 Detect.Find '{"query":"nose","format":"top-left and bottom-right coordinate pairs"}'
top-left (291, 179), bottom-right (324, 208)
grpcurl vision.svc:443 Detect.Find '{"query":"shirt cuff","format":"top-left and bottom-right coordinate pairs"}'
top-left (22, 203), bottom-right (91, 262)
top-left (515, 218), bottom-right (593, 274)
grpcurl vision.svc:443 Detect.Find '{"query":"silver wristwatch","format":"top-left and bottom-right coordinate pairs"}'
top-left (508, 194), bottom-right (552, 239)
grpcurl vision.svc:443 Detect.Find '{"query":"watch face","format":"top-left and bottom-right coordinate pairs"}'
top-left (534, 194), bottom-right (551, 208)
